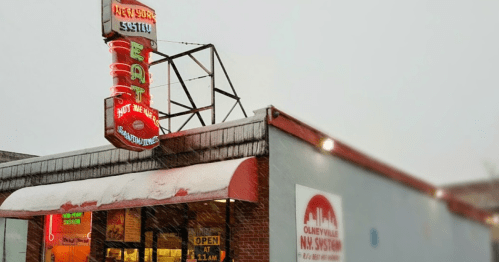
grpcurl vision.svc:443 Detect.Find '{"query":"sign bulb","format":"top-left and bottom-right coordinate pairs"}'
top-left (322, 138), bottom-right (334, 151)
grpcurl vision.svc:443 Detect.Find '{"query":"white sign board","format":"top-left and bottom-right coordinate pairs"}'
top-left (296, 185), bottom-right (345, 262)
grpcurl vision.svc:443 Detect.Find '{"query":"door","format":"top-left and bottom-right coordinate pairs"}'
top-left (0, 218), bottom-right (28, 262)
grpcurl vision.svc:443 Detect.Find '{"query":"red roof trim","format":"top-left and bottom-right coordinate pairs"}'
top-left (267, 107), bottom-right (492, 226)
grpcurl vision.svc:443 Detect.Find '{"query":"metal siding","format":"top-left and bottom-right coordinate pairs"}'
top-left (10, 166), bottom-right (17, 179)
top-left (210, 130), bottom-right (223, 147)
top-left (224, 127), bottom-right (235, 145)
top-left (268, 126), bottom-right (491, 262)
top-left (55, 158), bottom-right (63, 172)
top-left (2, 167), bottom-right (11, 180)
top-left (30, 162), bottom-right (41, 175)
top-left (186, 134), bottom-right (201, 150)
top-left (61, 157), bottom-right (73, 171)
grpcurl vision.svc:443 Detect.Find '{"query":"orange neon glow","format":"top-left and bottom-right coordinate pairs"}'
top-left (113, 4), bottom-right (156, 23)
top-left (110, 63), bottom-right (132, 77)
top-left (108, 41), bottom-right (131, 54)
top-left (44, 213), bottom-right (92, 262)
top-left (110, 63), bottom-right (131, 70)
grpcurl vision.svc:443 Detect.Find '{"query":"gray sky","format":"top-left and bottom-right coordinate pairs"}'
top-left (1, 0), bottom-right (499, 186)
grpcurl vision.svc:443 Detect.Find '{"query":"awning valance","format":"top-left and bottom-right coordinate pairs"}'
top-left (0, 157), bottom-right (258, 217)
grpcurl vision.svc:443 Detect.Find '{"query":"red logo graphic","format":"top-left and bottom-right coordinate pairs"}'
top-left (304, 194), bottom-right (337, 229)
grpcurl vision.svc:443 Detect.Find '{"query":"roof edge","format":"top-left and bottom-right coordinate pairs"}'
top-left (267, 106), bottom-right (493, 227)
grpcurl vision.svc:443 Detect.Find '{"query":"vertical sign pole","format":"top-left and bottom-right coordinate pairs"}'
top-left (211, 46), bottom-right (215, 125)
top-left (168, 61), bottom-right (171, 133)
top-left (2, 218), bottom-right (6, 262)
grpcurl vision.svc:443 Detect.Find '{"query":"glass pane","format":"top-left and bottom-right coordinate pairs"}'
top-left (145, 231), bottom-right (153, 247)
top-left (145, 247), bottom-right (153, 262)
top-left (124, 249), bottom-right (139, 262)
top-left (157, 233), bottom-right (182, 262)
top-left (43, 212), bottom-right (92, 262)
top-left (106, 248), bottom-right (122, 262)
top-left (145, 231), bottom-right (153, 262)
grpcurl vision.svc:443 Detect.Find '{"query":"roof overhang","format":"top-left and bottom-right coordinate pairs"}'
top-left (0, 157), bottom-right (258, 218)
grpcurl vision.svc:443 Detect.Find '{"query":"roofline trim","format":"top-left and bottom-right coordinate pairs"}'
top-left (267, 106), bottom-right (492, 226)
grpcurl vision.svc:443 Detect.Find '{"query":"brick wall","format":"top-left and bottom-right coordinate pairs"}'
top-left (26, 216), bottom-right (43, 262)
top-left (232, 157), bottom-right (269, 262)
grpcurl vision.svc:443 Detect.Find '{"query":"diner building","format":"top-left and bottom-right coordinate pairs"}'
top-left (0, 106), bottom-right (493, 262)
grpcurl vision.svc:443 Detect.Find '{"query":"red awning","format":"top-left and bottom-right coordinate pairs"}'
top-left (0, 157), bottom-right (258, 218)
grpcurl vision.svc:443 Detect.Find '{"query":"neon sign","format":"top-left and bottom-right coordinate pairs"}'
top-left (62, 212), bottom-right (83, 225)
top-left (102, 0), bottom-right (157, 49)
top-left (103, 0), bottom-right (159, 152)
top-left (113, 4), bottom-right (156, 23)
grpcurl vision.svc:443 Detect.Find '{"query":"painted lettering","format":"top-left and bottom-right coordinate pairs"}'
top-left (117, 126), bottom-right (159, 146)
top-left (314, 237), bottom-right (342, 252)
top-left (119, 22), bottom-right (152, 34)
top-left (120, 21), bottom-right (127, 31)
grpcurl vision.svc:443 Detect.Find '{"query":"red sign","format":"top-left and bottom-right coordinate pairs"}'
top-left (296, 185), bottom-right (344, 262)
top-left (103, 0), bottom-right (159, 152)
top-left (102, 0), bottom-right (158, 49)
top-left (109, 37), bottom-right (153, 108)
top-left (105, 96), bottom-right (159, 151)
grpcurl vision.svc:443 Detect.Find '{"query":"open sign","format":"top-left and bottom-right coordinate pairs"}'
top-left (193, 236), bottom-right (220, 246)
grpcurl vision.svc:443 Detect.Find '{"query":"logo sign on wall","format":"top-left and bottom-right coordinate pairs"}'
top-left (296, 185), bottom-right (344, 262)
top-left (102, 0), bottom-right (160, 152)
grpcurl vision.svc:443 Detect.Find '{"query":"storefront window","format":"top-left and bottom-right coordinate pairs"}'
top-left (41, 201), bottom-right (231, 262)
top-left (143, 201), bottom-right (230, 262)
top-left (43, 212), bottom-right (92, 262)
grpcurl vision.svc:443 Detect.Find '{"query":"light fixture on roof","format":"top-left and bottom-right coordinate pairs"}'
top-left (214, 199), bottom-right (235, 203)
top-left (322, 138), bottom-right (335, 151)
top-left (435, 189), bottom-right (445, 198)
top-left (493, 215), bottom-right (499, 224)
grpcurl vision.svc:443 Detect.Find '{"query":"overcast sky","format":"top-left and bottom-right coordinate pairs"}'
top-left (1, 0), bottom-right (499, 186)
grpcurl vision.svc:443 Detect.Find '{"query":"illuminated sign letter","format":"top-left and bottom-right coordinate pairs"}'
top-left (130, 64), bottom-right (145, 84)
top-left (130, 42), bottom-right (144, 61)
top-left (131, 86), bottom-right (145, 102)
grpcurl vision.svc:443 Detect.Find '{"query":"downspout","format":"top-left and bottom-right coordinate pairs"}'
top-left (2, 219), bottom-right (7, 262)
